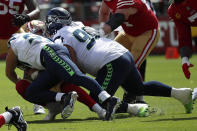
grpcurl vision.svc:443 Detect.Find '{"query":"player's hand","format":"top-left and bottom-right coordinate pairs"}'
top-left (181, 57), bottom-right (194, 79)
top-left (12, 14), bottom-right (30, 27)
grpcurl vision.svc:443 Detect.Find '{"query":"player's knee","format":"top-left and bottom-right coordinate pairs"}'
top-left (16, 79), bottom-right (31, 99)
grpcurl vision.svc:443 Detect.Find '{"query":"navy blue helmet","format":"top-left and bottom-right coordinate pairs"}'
top-left (46, 7), bottom-right (72, 35)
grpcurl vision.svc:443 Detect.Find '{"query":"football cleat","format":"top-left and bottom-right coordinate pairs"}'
top-left (33, 104), bottom-right (45, 115)
top-left (127, 103), bottom-right (149, 117)
top-left (192, 88), bottom-right (197, 101)
top-left (173, 88), bottom-right (193, 113)
top-left (97, 109), bottom-right (106, 120)
top-left (103, 97), bottom-right (121, 121)
top-left (61, 91), bottom-right (78, 119)
top-left (43, 102), bottom-right (63, 121)
top-left (43, 110), bottom-right (58, 121)
top-left (5, 106), bottom-right (27, 131)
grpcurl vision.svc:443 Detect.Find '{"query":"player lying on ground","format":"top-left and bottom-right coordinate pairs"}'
top-left (46, 7), bottom-right (194, 114)
top-left (0, 106), bottom-right (27, 131)
top-left (22, 19), bottom-right (150, 119)
top-left (6, 32), bottom-right (121, 121)
top-left (16, 77), bottom-right (149, 120)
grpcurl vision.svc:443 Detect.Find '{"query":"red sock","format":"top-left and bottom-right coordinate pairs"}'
top-left (61, 83), bottom-right (96, 108)
top-left (0, 115), bottom-right (5, 128)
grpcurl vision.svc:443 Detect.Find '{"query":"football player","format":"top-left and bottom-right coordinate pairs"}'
top-left (0, 0), bottom-right (40, 55)
top-left (45, 7), bottom-right (193, 114)
top-left (0, 106), bottom-right (27, 131)
top-left (168, 0), bottom-right (197, 79)
top-left (98, 0), bottom-right (160, 103)
top-left (6, 32), bottom-right (121, 121)
top-left (22, 20), bottom-right (150, 119)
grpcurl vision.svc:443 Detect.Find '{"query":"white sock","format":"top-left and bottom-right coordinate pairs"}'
top-left (1, 112), bottom-right (12, 124)
top-left (92, 103), bottom-right (103, 113)
top-left (55, 93), bottom-right (65, 102)
top-left (98, 91), bottom-right (110, 102)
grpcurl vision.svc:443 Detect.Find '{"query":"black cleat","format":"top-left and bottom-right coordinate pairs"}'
top-left (5, 106), bottom-right (27, 131)
top-left (123, 92), bottom-right (137, 104)
top-left (103, 97), bottom-right (121, 121)
top-left (60, 91), bottom-right (78, 119)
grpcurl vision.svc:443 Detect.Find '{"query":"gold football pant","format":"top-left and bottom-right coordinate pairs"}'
top-left (191, 27), bottom-right (197, 37)
top-left (115, 28), bottom-right (160, 68)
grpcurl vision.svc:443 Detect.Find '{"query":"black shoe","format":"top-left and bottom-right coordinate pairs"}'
top-left (60, 91), bottom-right (78, 119)
top-left (102, 97), bottom-right (121, 121)
top-left (123, 93), bottom-right (137, 104)
top-left (5, 106), bottom-right (27, 131)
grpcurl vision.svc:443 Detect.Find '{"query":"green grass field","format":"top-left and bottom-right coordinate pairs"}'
top-left (0, 55), bottom-right (197, 131)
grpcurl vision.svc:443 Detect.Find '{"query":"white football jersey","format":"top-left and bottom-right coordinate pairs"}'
top-left (53, 22), bottom-right (128, 76)
top-left (10, 33), bottom-right (54, 70)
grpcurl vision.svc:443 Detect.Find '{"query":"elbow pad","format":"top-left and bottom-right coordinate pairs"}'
top-left (106, 13), bottom-right (125, 31)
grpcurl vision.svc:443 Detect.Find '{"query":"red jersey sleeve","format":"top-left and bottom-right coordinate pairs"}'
top-left (117, 0), bottom-right (135, 9)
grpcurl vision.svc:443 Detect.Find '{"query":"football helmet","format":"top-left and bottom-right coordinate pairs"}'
top-left (46, 7), bottom-right (72, 35)
top-left (25, 20), bottom-right (45, 35)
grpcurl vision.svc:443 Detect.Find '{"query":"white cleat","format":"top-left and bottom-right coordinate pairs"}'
top-left (61, 91), bottom-right (78, 119)
top-left (33, 104), bottom-right (45, 114)
top-left (127, 103), bottom-right (149, 117)
top-left (43, 102), bottom-right (63, 121)
top-left (43, 111), bottom-right (58, 121)
top-left (192, 88), bottom-right (197, 101)
top-left (97, 109), bottom-right (106, 120)
top-left (172, 88), bottom-right (193, 113)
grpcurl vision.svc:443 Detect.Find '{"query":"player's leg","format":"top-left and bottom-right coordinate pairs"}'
top-left (24, 70), bottom-right (78, 119)
top-left (123, 28), bottom-right (160, 103)
top-left (122, 52), bottom-right (193, 113)
top-left (95, 53), bottom-right (134, 96)
top-left (0, 106), bottom-right (27, 130)
top-left (130, 28), bottom-right (160, 68)
top-left (40, 44), bottom-right (120, 120)
top-left (61, 83), bottom-right (106, 119)
top-left (114, 31), bottom-right (135, 50)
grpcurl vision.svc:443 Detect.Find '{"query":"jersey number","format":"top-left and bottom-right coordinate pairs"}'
top-left (23, 33), bottom-right (52, 45)
top-left (73, 29), bottom-right (95, 50)
top-left (0, 0), bottom-right (22, 15)
top-left (188, 12), bottom-right (197, 23)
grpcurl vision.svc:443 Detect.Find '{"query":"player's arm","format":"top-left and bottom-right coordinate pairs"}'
top-left (12, 0), bottom-right (40, 27)
top-left (65, 45), bottom-right (77, 64)
top-left (99, 1), bottom-right (111, 23)
top-left (6, 48), bottom-right (20, 84)
top-left (25, 0), bottom-right (40, 20)
top-left (99, 5), bottom-right (137, 35)
top-left (65, 45), bottom-right (86, 73)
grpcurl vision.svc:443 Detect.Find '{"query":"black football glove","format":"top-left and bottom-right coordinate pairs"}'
top-left (12, 14), bottom-right (30, 27)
